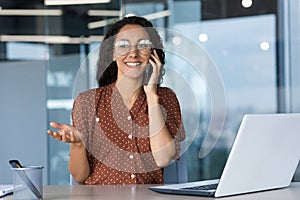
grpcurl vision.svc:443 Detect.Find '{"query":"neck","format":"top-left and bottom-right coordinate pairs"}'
top-left (116, 77), bottom-right (142, 109)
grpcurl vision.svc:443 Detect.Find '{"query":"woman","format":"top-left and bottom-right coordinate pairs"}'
top-left (48, 16), bottom-right (185, 185)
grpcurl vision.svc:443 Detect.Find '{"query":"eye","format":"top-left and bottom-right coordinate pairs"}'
top-left (137, 39), bottom-right (152, 49)
top-left (137, 44), bottom-right (148, 49)
top-left (115, 40), bottom-right (130, 48)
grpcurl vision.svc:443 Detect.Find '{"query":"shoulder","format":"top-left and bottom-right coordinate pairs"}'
top-left (157, 87), bottom-right (182, 112)
top-left (73, 88), bottom-right (101, 110)
top-left (75, 88), bottom-right (98, 102)
top-left (74, 85), bottom-right (110, 105)
top-left (157, 87), bottom-right (180, 104)
top-left (157, 87), bottom-right (177, 98)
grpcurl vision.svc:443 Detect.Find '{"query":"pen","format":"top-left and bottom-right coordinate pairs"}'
top-left (9, 160), bottom-right (42, 199)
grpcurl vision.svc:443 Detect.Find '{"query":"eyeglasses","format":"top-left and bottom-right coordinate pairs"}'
top-left (114, 39), bottom-right (153, 56)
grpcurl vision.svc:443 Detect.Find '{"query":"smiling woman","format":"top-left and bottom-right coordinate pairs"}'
top-left (97, 16), bottom-right (166, 87)
top-left (47, 16), bottom-right (186, 185)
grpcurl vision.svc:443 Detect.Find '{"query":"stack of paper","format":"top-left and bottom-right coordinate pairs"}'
top-left (0, 185), bottom-right (13, 197)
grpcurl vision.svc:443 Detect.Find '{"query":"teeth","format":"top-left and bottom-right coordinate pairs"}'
top-left (126, 62), bottom-right (141, 66)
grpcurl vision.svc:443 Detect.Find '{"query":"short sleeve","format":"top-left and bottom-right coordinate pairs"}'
top-left (71, 89), bottom-right (97, 148)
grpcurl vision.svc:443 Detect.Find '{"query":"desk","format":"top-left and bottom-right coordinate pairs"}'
top-left (3, 182), bottom-right (300, 199)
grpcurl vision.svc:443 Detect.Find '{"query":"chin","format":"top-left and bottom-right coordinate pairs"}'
top-left (119, 72), bottom-right (143, 82)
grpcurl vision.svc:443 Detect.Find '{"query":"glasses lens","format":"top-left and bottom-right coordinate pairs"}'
top-left (115, 47), bottom-right (129, 56)
top-left (114, 40), bottom-right (130, 56)
top-left (137, 39), bottom-right (153, 55)
top-left (114, 39), bottom-right (153, 56)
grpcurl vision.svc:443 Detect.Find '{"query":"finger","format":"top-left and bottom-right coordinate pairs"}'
top-left (50, 121), bottom-right (60, 127)
top-left (148, 59), bottom-right (156, 69)
top-left (47, 130), bottom-right (56, 139)
top-left (153, 49), bottom-right (159, 57)
top-left (50, 122), bottom-right (71, 130)
top-left (70, 132), bottom-right (75, 142)
top-left (148, 60), bottom-right (160, 82)
top-left (48, 130), bottom-right (59, 139)
top-left (54, 131), bottom-right (62, 140)
top-left (49, 132), bottom-right (62, 141)
top-left (47, 130), bottom-right (53, 135)
top-left (61, 131), bottom-right (66, 142)
top-left (66, 131), bottom-right (73, 141)
top-left (61, 130), bottom-right (67, 142)
top-left (150, 55), bottom-right (159, 65)
top-left (150, 57), bottom-right (162, 74)
top-left (151, 50), bottom-right (161, 64)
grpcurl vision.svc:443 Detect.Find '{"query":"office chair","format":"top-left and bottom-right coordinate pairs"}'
top-left (163, 152), bottom-right (187, 184)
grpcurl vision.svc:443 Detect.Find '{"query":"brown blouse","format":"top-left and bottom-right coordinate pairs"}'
top-left (72, 82), bottom-right (185, 185)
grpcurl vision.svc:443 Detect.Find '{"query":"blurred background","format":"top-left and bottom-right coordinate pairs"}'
top-left (0, 0), bottom-right (299, 185)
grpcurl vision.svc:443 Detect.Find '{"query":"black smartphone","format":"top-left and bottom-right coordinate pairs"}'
top-left (142, 63), bottom-right (153, 85)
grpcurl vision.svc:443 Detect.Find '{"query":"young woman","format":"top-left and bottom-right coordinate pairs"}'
top-left (48, 16), bottom-right (185, 185)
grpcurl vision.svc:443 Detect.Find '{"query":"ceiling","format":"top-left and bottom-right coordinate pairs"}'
top-left (0, 0), bottom-right (277, 46)
top-left (201, 0), bottom-right (277, 20)
top-left (0, 0), bottom-right (277, 35)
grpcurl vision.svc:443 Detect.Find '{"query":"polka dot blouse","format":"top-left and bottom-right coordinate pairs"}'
top-left (72, 82), bottom-right (185, 185)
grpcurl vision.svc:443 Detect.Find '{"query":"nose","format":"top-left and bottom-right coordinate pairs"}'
top-left (127, 47), bottom-right (139, 57)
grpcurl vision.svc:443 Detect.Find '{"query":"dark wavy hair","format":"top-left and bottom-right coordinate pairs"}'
top-left (96, 16), bottom-right (165, 87)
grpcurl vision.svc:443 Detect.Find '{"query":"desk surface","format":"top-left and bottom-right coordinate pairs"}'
top-left (3, 182), bottom-right (300, 200)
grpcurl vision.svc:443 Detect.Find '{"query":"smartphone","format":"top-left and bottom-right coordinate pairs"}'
top-left (142, 63), bottom-right (153, 85)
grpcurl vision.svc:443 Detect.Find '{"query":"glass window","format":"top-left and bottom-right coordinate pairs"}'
top-left (172, 14), bottom-right (277, 181)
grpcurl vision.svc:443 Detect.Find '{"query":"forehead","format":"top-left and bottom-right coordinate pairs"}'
top-left (115, 24), bottom-right (150, 42)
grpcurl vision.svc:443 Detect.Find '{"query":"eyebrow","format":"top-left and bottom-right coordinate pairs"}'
top-left (115, 39), bottom-right (152, 45)
top-left (115, 39), bottom-right (129, 45)
top-left (138, 39), bottom-right (152, 44)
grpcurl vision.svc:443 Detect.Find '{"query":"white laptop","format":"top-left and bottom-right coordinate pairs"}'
top-left (149, 113), bottom-right (300, 197)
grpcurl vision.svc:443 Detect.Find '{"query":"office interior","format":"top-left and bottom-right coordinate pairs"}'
top-left (0, 0), bottom-right (299, 185)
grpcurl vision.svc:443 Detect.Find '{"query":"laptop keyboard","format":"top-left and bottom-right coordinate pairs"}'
top-left (182, 183), bottom-right (218, 191)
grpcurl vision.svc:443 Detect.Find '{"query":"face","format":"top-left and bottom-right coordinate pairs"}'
top-left (113, 24), bottom-right (152, 82)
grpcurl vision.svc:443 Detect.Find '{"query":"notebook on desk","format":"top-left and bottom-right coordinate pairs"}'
top-left (0, 185), bottom-right (13, 197)
top-left (149, 113), bottom-right (300, 197)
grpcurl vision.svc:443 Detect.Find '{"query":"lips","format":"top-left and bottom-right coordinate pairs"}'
top-left (125, 62), bottom-right (142, 67)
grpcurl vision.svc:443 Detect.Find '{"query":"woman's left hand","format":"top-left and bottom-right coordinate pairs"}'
top-left (143, 49), bottom-right (162, 94)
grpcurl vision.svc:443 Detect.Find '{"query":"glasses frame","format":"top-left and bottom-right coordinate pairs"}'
top-left (114, 39), bottom-right (154, 56)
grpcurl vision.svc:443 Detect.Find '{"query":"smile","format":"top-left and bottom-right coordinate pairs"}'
top-left (125, 62), bottom-right (142, 67)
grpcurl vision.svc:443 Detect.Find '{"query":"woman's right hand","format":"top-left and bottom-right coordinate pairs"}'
top-left (47, 122), bottom-right (82, 143)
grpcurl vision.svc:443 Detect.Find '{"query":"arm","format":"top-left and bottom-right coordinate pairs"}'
top-left (47, 91), bottom-right (94, 184)
top-left (69, 92), bottom-right (93, 184)
top-left (47, 122), bottom-right (90, 184)
top-left (144, 50), bottom-right (182, 167)
top-left (147, 94), bottom-right (176, 167)
top-left (68, 142), bottom-right (90, 184)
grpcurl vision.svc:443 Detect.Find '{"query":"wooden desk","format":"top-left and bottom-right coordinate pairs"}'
top-left (3, 182), bottom-right (300, 199)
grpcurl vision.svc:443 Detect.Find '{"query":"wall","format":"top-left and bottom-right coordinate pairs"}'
top-left (0, 61), bottom-right (48, 184)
